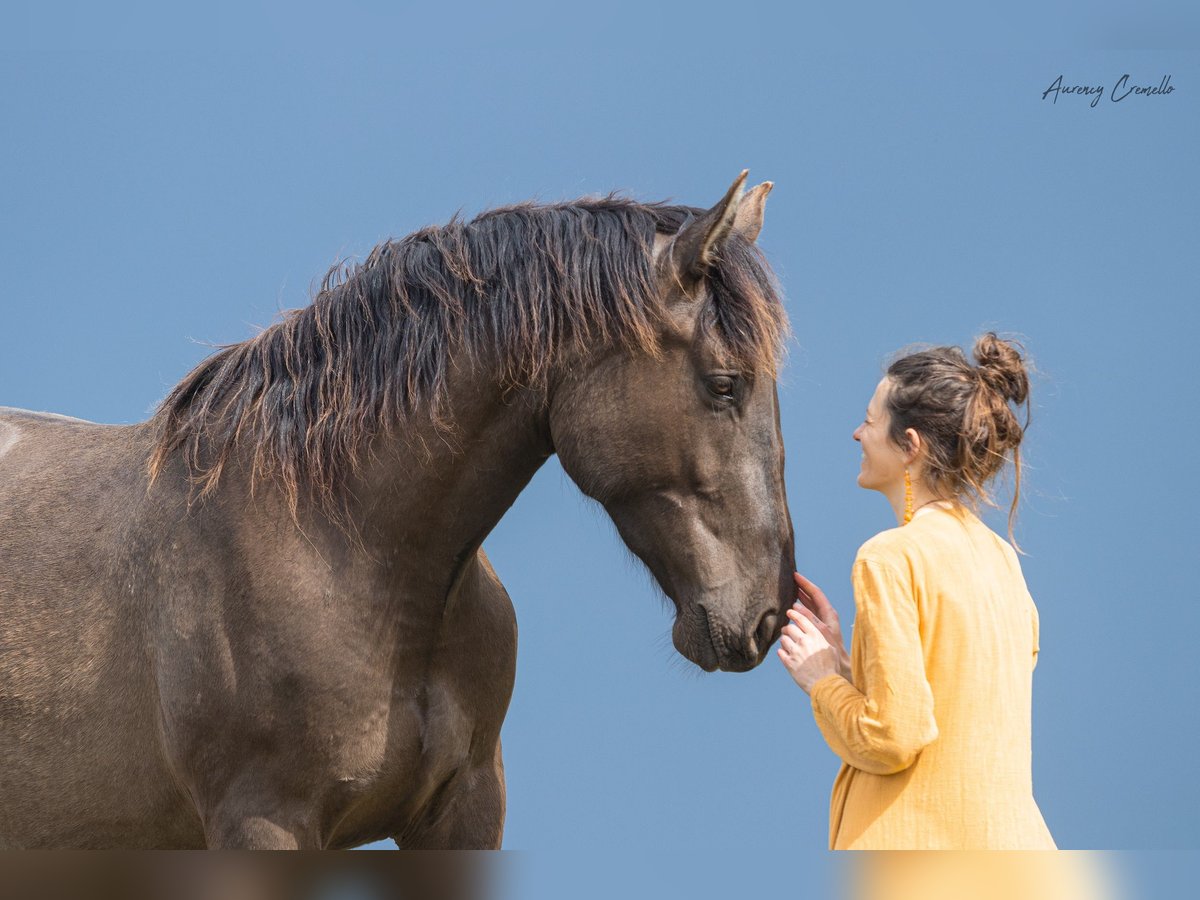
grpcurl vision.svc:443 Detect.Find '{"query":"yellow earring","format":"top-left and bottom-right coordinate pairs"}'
top-left (903, 467), bottom-right (914, 524)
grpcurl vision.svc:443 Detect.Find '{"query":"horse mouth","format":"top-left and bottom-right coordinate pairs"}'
top-left (676, 603), bottom-right (757, 673)
top-left (717, 655), bottom-right (757, 674)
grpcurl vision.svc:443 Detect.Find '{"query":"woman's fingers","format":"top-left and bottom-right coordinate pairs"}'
top-left (794, 571), bottom-right (823, 596)
top-left (794, 571), bottom-right (829, 605)
top-left (794, 572), bottom-right (831, 610)
top-left (788, 607), bottom-right (820, 630)
top-left (794, 591), bottom-right (823, 619)
top-left (789, 604), bottom-right (837, 639)
top-left (790, 616), bottom-right (826, 645)
top-left (781, 622), bottom-right (808, 643)
top-left (794, 571), bottom-right (839, 621)
top-left (789, 608), bottom-right (834, 642)
top-left (793, 571), bottom-right (815, 603)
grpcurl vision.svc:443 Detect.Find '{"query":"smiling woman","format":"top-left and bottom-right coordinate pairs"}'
top-left (777, 333), bottom-right (1055, 850)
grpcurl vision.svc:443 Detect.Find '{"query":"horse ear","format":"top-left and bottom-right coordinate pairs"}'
top-left (732, 181), bottom-right (773, 242)
top-left (671, 170), bottom-right (749, 281)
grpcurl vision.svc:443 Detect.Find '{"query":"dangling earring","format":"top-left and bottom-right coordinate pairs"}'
top-left (903, 467), bottom-right (914, 524)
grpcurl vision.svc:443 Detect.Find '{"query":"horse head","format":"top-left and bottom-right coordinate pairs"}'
top-left (549, 172), bottom-right (795, 672)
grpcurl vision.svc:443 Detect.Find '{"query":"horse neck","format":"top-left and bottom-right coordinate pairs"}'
top-left (343, 352), bottom-right (556, 573)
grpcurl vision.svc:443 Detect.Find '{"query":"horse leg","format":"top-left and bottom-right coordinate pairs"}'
top-left (205, 814), bottom-right (304, 849)
top-left (202, 790), bottom-right (315, 849)
top-left (395, 741), bottom-right (507, 850)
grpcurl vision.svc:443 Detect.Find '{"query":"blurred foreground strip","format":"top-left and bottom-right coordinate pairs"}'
top-left (0, 852), bottom-right (509, 900)
top-left (851, 851), bottom-right (1123, 900)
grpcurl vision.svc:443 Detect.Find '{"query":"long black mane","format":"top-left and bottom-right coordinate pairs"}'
top-left (149, 195), bottom-right (787, 515)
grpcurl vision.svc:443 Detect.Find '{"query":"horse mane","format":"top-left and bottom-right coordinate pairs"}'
top-left (148, 194), bottom-right (788, 518)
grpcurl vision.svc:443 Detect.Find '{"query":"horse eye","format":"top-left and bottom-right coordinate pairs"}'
top-left (708, 375), bottom-right (736, 398)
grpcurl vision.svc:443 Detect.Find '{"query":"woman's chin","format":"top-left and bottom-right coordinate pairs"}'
top-left (857, 472), bottom-right (879, 491)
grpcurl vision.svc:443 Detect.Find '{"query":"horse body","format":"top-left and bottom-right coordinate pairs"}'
top-left (0, 174), bottom-right (795, 848)
top-left (0, 412), bottom-right (200, 847)
top-left (1, 360), bottom-right (539, 847)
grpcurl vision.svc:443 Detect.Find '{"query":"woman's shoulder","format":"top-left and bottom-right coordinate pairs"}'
top-left (853, 504), bottom-right (978, 569)
top-left (856, 508), bottom-right (1033, 591)
top-left (854, 525), bottom-right (916, 569)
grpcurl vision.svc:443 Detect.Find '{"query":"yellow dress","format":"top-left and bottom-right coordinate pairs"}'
top-left (809, 501), bottom-right (1056, 849)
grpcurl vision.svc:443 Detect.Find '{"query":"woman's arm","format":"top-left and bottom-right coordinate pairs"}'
top-left (808, 555), bottom-right (939, 776)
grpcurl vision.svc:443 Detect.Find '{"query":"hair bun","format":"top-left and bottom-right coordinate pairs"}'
top-left (973, 332), bottom-right (1029, 405)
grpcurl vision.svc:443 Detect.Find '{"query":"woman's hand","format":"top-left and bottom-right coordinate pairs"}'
top-left (777, 610), bottom-right (843, 695)
top-left (780, 572), bottom-right (852, 686)
top-left (793, 571), bottom-right (851, 679)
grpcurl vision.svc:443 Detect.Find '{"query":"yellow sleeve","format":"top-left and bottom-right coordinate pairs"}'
top-left (809, 555), bottom-right (939, 775)
top-left (1031, 600), bottom-right (1040, 671)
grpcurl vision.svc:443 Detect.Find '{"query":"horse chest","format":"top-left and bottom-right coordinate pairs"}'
top-left (317, 681), bottom-right (482, 845)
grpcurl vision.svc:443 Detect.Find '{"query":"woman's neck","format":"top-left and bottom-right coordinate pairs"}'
top-left (890, 490), bottom-right (956, 527)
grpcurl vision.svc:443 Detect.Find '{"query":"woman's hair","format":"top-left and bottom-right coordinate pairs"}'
top-left (883, 332), bottom-right (1034, 551)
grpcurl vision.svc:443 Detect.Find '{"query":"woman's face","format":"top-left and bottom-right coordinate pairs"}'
top-left (853, 376), bottom-right (908, 491)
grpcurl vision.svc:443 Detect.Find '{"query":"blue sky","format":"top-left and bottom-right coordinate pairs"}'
top-left (3, 0), bottom-right (1197, 891)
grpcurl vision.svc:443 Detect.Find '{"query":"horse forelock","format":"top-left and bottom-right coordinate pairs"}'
top-left (685, 232), bottom-right (788, 383)
top-left (148, 194), bottom-right (788, 519)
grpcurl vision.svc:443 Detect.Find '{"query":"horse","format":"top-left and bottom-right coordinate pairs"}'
top-left (0, 171), bottom-right (796, 848)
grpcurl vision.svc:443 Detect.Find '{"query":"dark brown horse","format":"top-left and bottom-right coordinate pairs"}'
top-left (0, 172), bottom-right (795, 848)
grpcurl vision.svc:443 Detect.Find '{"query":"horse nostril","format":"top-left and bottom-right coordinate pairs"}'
top-left (752, 610), bottom-right (778, 660)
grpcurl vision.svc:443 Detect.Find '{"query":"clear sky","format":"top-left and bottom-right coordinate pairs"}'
top-left (3, 0), bottom-right (1197, 891)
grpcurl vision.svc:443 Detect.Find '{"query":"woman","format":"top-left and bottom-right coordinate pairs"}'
top-left (777, 332), bottom-right (1056, 850)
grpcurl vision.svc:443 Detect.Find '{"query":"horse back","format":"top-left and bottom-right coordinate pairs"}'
top-left (0, 407), bottom-right (154, 579)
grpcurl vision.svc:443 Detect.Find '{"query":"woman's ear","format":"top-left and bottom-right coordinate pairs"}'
top-left (904, 427), bottom-right (923, 464)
